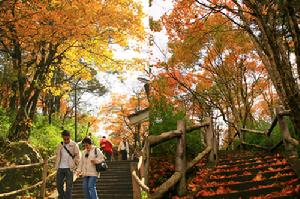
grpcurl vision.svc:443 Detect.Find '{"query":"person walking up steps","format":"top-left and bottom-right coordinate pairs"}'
top-left (99, 136), bottom-right (113, 161)
top-left (118, 136), bottom-right (129, 160)
top-left (77, 137), bottom-right (105, 199)
top-left (55, 130), bottom-right (81, 199)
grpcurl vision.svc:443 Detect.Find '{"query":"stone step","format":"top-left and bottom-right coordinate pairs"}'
top-left (76, 175), bottom-right (132, 180)
top-left (205, 176), bottom-right (299, 191)
top-left (71, 160), bottom-right (134, 199)
top-left (73, 193), bottom-right (133, 199)
top-left (212, 164), bottom-right (290, 176)
top-left (73, 188), bottom-right (133, 194)
top-left (218, 153), bottom-right (274, 163)
top-left (196, 186), bottom-right (284, 198)
top-left (216, 156), bottom-right (285, 168)
top-left (208, 169), bottom-right (295, 183)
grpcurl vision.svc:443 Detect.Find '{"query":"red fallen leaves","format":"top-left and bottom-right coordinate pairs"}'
top-left (187, 168), bottom-right (211, 191)
top-left (275, 159), bottom-right (287, 165)
top-left (250, 184), bottom-right (300, 199)
top-left (196, 186), bottom-right (235, 196)
top-left (210, 173), bottom-right (238, 179)
top-left (271, 172), bottom-right (295, 179)
top-left (215, 166), bottom-right (240, 173)
top-left (149, 158), bottom-right (176, 191)
top-left (215, 161), bottom-right (289, 173)
top-left (243, 171), bottom-right (252, 175)
top-left (188, 182), bottom-right (197, 191)
top-left (203, 180), bottom-right (242, 188)
top-left (216, 158), bottom-right (284, 169)
top-left (172, 196), bottom-right (187, 199)
top-left (198, 178), bottom-right (300, 197)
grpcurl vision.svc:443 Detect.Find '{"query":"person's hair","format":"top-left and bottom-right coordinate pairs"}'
top-left (102, 136), bottom-right (106, 138)
top-left (82, 137), bottom-right (92, 145)
top-left (61, 130), bottom-right (70, 137)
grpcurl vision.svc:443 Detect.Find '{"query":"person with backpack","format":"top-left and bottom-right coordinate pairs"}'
top-left (55, 130), bottom-right (81, 199)
top-left (99, 136), bottom-right (113, 161)
top-left (118, 136), bottom-right (129, 160)
top-left (77, 137), bottom-right (105, 199)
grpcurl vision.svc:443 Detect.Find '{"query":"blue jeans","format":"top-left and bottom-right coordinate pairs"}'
top-left (83, 176), bottom-right (98, 199)
top-left (56, 168), bottom-right (73, 199)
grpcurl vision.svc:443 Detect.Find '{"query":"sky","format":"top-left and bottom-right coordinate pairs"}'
top-left (81, 0), bottom-right (174, 137)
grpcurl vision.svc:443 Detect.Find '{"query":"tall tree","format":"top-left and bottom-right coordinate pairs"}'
top-left (166, 0), bottom-right (300, 138)
top-left (0, 0), bottom-right (144, 141)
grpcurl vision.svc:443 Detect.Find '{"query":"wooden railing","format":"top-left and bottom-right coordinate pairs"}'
top-left (132, 118), bottom-right (217, 199)
top-left (229, 107), bottom-right (299, 157)
top-left (0, 155), bottom-right (56, 198)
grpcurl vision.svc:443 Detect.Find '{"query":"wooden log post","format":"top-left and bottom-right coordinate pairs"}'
top-left (206, 117), bottom-right (217, 164)
top-left (239, 128), bottom-right (245, 150)
top-left (40, 157), bottom-right (48, 198)
top-left (143, 137), bottom-right (150, 186)
top-left (276, 108), bottom-right (298, 158)
top-left (130, 162), bottom-right (142, 199)
top-left (175, 120), bottom-right (187, 196)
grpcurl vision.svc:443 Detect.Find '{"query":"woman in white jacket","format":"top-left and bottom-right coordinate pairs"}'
top-left (77, 137), bottom-right (105, 199)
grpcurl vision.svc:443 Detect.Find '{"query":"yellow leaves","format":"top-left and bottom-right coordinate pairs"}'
top-left (252, 173), bottom-right (264, 182)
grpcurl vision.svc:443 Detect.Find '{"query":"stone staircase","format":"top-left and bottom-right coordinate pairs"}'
top-left (72, 160), bottom-right (134, 199)
top-left (195, 151), bottom-right (300, 198)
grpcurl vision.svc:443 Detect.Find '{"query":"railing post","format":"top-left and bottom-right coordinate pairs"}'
top-left (175, 120), bottom-right (187, 196)
top-left (276, 107), bottom-right (298, 158)
top-left (143, 137), bottom-right (150, 186)
top-left (206, 117), bottom-right (217, 164)
top-left (40, 157), bottom-right (48, 198)
top-left (130, 162), bottom-right (141, 199)
top-left (239, 128), bottom-right (245, 150)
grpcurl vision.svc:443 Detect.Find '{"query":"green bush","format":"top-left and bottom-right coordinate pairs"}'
top-left (30, 115), bottom-right (92, 156)
top-left (0, 107), bottom-right (13, 139)
top-left (149, 96), bottom-right (203, 158)
top-left (243, 116), bottom-right (299, 149)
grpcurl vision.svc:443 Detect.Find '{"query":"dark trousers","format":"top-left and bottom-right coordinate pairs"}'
top-left (104, 151), bottom-right (112, 161)
top-left (56, 168), bottom-right (73, 199)
top-left (121, 150), bottom-right (127, 160)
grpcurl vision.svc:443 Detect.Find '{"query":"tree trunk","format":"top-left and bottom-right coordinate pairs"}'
top-left (8, 88), bottom-right (41, 141)
top-left (8, 106), bottom-right (32, 141)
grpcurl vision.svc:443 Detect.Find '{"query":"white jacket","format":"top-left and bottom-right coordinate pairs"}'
top-left (118, 141), bottom-right (129, 153)
top-left (78, 146), bottom-right (105, 177)
top-left (55, 140), bottom-right (81, 170)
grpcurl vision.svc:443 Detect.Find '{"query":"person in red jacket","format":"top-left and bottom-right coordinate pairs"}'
top-left (99, 136), bottom-right (113, 161)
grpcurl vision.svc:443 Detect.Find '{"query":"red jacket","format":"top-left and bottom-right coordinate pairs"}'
top-left (100, 138), bottom-right (113, 154)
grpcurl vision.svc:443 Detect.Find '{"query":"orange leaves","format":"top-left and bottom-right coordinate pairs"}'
top-left (252, 173), bottom-right (264, 182)
top-left (196, 186), bottom-right (235, 196)
top-left (187, 182), bottom-right (197, 192)
top-left (243, 171), bottom-right (252, 175)
top-left (216, 186), bottom-right (234, 195)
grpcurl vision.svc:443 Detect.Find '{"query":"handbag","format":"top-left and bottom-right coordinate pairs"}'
top-left (94, 147), bottom-right (108, 172)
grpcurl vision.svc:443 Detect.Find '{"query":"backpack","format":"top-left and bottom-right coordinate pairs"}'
top-left (94, 147), bottom-right (108, 172)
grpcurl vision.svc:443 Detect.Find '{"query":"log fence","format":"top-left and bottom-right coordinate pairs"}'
top-left (227, 107), bottom-right (299, 157)
top-left (0, 155), bottom-right (56, 198)
top-left (132, 117), bottom-right (217, 199)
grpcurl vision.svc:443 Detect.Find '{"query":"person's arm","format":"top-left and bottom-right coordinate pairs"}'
top-left (126, 141), bottom-right (129, 153)
top-left (54, 144), bottom-right (61, 169)
top-left (74, 142), bottom-right (81, 166)
top-left (95, 148), bottom-right (105, 163)
top-left (77, 152), bottom-right (84, 174)
top-left (118, 142), bottom-right (121, 151)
